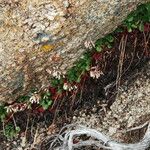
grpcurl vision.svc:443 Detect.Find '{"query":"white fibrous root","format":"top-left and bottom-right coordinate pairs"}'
top-left (47, 123), bottom-right (150, 150)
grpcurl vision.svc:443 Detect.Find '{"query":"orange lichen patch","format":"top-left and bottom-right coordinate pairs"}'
top-left (40, 41), bottom-right (65, 53)
top-left (40, 44), bottom-right (55, 52)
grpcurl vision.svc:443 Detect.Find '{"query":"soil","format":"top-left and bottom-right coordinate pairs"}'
top-left (72, 61), bottom-right (150, 143)
top-left (0, 28), bottom-right (149, 150)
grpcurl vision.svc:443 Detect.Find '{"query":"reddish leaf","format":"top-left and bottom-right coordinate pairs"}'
top-left (37, 107), bottom-right (45, 113)
top-left (49, 87), bottom-right (56, 94)
top-left (92, 53), bottom-right (102, 61)
top-left (144, 23), bottom-right (150, 32)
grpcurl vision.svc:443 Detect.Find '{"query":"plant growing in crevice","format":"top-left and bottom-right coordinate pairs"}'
top-left (123, 3), bottom-right (150, 32)
top-left (0, 105), bottom-right (7, 122)
top-left (95, 34), bottom-right (114, 52)
top-left (4, 123), bottom-right (20, 139)
top-left (66, 53), bottom-right (92, 83)
top-left (17, 95), bottom-right (30, 103)
top-left (39, 91), bottom-right (53, 110)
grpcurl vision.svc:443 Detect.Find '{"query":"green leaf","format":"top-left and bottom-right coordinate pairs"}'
top-left (96, 46), bottom-right (102, 52)
top-left (51, 78), bottom-right (60, 87)
top-left (45, 91), bottom-right (51, 96)
top-left (4, 124), bottom-right (20, 139)
top-left (40, 99), bottom-right (53, 110)
top-left (107, 43), bottom-right (113, 49)
top-left (0, 114), bottom-right (6, 121)
top-left (15, 126), bottom-right (21, 132)
top-left (139, 22), bottom-right (144, 31)
top-left (40, 91), bottom-right (53, 110)
top-left (127, 16), bottom-right (134, 22)
top-left (146, 4), bottom-right (150, 22)
top-left (114, 27), bottom-right (123, 33)
top-left (85, 64), bottom-right (90, 71)
top-left (43, 101), bottom-right (52, 110)
top-left (131, 23), bottom-right (137, 29)
top-left (0, 105), bottom-right (6, 121)
top-left (57, 88), bottom-right (63, 94)
top-left (67, 68), bottom-right (78, 83)
top-left (17, 95), bottom-right (30, 103)
top-left (127, 26), bottom-right (132, 32)
top-left (76, 76), bottom-right (81, 83)
top-left (146, 3), bottom-right (150, 12)
top-left (105, 35), bottom-right (114, 43)
top-left (96, 39), bottom-right (103, 46)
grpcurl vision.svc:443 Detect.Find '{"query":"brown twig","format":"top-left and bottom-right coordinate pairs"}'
top-left (116, 35), bottom-right (127, 91)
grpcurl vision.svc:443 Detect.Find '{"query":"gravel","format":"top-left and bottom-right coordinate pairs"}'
top-left (72, 61), bottom-right (150, 141)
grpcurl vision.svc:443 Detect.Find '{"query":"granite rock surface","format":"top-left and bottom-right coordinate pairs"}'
top-left (0, 0), bottom-right (149, 103)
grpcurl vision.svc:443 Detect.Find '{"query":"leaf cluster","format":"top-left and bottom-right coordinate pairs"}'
top-left (95, 34), bottom-right (114, 52)
top-left (66, 53), bottom-right (91, 83)
top-left (39, 91), bottom-right (53, 110)
top-left (123, 3), bottom-right (150, 32)
top-left (4, 123), bottom-right (20, 139)
top-left (0, 105), bottom-right (7, 122)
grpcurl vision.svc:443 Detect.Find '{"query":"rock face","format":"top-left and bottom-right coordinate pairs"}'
top-left (0, 0), bottom-right (149, 103)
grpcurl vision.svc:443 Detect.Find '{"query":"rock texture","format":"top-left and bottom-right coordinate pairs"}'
top-left (0, 0), bottom-right (149, 103)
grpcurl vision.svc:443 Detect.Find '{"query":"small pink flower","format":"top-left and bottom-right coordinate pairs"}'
top-left (63, 83), bottom-right (68, 90)
top-left (90, 66), bottom-right (103, 79)
top-left (29, 94), bottom-right (40, 104)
